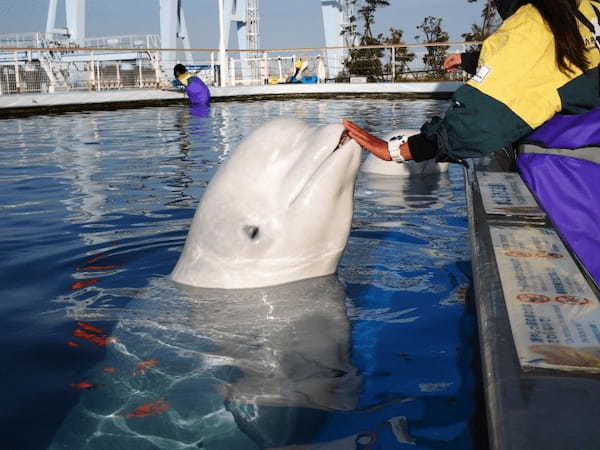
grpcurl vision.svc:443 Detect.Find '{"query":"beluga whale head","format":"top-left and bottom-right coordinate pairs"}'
top-left (171, 118), bottom-right (362, 289)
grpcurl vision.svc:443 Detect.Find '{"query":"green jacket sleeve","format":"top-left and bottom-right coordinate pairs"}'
top-left (408, 85), bottom-right (532, 162)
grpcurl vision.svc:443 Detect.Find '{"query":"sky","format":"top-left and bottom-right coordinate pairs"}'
top-left (0, 0), bottom-right (484, 49)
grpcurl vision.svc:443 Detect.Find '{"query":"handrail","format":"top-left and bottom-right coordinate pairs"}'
top-left (0, 40), bottom-right (473, 95)
top-left (0, 41), bottom-right (482, 54)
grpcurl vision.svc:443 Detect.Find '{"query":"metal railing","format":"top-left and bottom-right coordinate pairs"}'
top-left (0, 51), bottom-right (168, 95)
top-left (81, 34), bottom-right (161, 50)
top-left (0, 40), bottom-right (480, 97)
top-left (222, 42), bottom-right (475, 86)
top-left (0, 32), bottom-right (67, 48)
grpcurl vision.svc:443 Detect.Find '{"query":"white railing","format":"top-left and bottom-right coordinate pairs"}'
top-left (0, 32), bottom-right (67, 49)
top-left (80, 35), bottom-right (161, 50)
top-left (224, 42), bottom-right (473, 86)
top-left (0, 41), bottom-right (480, 96)
top-left (0, 52), bottom-right (170, 95)
top-left (0, 33), bottom-right (161, 51)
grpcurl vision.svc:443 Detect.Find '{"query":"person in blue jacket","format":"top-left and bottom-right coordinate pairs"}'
top-left (166, 64), bottom-right (211, 106)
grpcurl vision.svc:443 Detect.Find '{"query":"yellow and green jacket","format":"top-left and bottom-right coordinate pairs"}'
top-left (409, 0), bottom-right (600, 161)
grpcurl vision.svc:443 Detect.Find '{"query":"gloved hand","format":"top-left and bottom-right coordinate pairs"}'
top-left (343, 120), bottom-right (413, 162)
top-left (443, 53), bottom-right (462, 73)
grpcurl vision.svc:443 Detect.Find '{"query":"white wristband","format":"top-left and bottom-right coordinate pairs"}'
top-left (387, 135), bottom-right (408, 163)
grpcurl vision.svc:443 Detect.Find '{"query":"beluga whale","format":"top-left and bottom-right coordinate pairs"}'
top-left (171, 118), bottom-right (362, 289)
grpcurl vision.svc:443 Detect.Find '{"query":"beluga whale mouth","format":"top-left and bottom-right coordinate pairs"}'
top-left (289, 128), bottom-right (356, 207)
top-left (334, 131), bottom-right (351, 152)
top-left (171, 118), bottom-right (362, 289)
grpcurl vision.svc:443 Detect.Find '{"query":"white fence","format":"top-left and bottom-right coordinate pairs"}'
top-left (223, 42), bottom-right (474, 86)
top-left (0, 35), bottom-right (479, 96)
top-left (0, 52), bottom-right (167, 95)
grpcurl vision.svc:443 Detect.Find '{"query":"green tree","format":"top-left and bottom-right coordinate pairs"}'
top-left (356, 0), bottom-right (390, 42)
top-left (340, 1), bottom-right (359, 47)
top-left (415, 16), bottom-right (449, 77)
top-left (340, 0), bottom-right (390, 81)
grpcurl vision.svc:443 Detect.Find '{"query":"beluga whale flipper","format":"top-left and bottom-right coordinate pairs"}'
top-left (171, 118), bottom-right (362, 289)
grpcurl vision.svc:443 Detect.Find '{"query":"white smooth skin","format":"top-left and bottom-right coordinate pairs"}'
top-left (181, 276), bottom-right (361, 413)
top-left (360, 129), bottom-right (449, 176)
top-left (171, 118), bottom-right (362, 289)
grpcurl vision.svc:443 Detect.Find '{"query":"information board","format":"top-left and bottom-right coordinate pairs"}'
top-left (477, 171), bottom-right (545, 217)
top-left (490, 225), bottom-right (600, 373)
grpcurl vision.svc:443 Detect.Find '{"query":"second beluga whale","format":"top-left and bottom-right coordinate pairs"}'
top-left (171, 118), bottom-right (362, 289)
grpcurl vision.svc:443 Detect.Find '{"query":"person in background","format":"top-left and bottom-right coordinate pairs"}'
top-left (344, 0), bottom-right (600, 165)
top-left (289, 57), bottom-right (309, 83)
top-left (164, 64), bottom-right (211, 106)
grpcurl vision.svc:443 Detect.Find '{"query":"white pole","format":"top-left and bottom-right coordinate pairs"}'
top-left (218, 0), bottom-right (228, 86)
top-left (65, 0), bottom-right (86, 42)
top-left (229, 56), bottom-right (236, 86)
top-left (138, 59), bottom-right (143, 88)
top-left (320, 0), bottom-right (345, 79)
top-left (262, 52), bottom-right (268, 84)
top-left (46, 0), bottom-right (58, 36)
top-left (97, 60), bottom-right (101, 91)
top-left (391, 46), bottom-right (396, 82)
top-left (278, 57), bottom-right (282, 81)
top-left (90, 52), bottom-right (95, 91)
top-left (160, 0), bottom-right (178, 70)
top-left (14, 53), bottom-right (21, 93)
top-left (179, 10), bottom-right (194, 64)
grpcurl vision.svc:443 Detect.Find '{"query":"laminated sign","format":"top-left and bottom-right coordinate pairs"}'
top-left (477, 171), bottom-right (545, 217)
top-left (490, 225), bottom-right (600, 373)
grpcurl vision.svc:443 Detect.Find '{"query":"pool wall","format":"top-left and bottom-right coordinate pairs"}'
top-left (466, 157), bottom-right (600, 449)
top-left (0, 82), bottom-right (461, 117)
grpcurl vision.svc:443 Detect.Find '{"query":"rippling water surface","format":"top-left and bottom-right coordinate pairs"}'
top-left (0, 99), bottom-right (481, 450)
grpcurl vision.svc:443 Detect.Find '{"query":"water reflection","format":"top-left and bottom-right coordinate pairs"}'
top-left (354, 170), bottom-right (453, 231)
top-left (190, 103), bottom-right (211, 118)
top-left (52, 276), bottom-right (360, 450)
top-left (364, 171), bottom-right (451, 209)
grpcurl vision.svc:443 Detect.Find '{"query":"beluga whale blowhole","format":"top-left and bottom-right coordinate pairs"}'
top-left (171, 118), bottom-right (362, 289)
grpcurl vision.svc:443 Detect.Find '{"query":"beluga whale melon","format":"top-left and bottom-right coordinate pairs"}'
top-left (171, 118), bottom-right (362, 289)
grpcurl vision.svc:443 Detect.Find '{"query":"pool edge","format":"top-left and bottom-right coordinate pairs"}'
top-left (466, 157), bottom-right (600, 450)
top-left (0, 82), bottom-right (460, 118)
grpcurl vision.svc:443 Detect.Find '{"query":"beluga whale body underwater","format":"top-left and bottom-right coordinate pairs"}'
top-left (171, 117), bottom-right (362, 288)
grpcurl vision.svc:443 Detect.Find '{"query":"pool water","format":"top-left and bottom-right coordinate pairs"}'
top-left (0, 99), bottom-right (482, 450)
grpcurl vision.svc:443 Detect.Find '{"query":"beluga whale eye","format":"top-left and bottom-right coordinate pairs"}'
top-left (243, 225), bottom-right (260, 240)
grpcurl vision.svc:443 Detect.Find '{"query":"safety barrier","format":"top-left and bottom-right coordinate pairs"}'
top-left (0, 36), bottom-right (479, 96)
top-left (223, 42), bottom-right (474, 86)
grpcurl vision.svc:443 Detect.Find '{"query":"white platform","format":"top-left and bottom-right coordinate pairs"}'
top-left (211, 81), bottom-right (461, 98)
top-left (0, 82), bottom-right (462, 113)
top-left (0, 89), bottom-right (184, 110)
